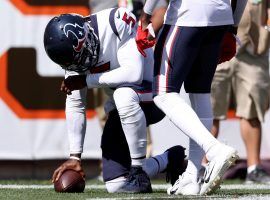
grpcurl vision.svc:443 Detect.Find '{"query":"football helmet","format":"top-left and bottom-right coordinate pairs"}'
top-left (44, 14), bottom-right (99, 72)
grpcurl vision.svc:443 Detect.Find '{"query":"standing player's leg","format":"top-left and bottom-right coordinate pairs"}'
top-left (201, 60), bottom-right (233, 166)
top-left (184, 29), bottom-right (233, 195)
top-left (153, 25), bottom-right (214, 195)
top-left (190, 29), bottom-right (239, 195)
top-left (152, 25), bottom-right (238, 195)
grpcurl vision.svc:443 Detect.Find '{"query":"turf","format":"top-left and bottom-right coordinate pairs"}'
top-left (0, 179), bottom-right (270, 200)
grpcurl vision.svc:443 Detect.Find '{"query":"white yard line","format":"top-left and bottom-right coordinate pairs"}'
top-left (85, 196), bottom-right (270, 200)
top-left (86, 198), bottom-right (180, 200)
top-left (0, 184), bottom-right (270, 190)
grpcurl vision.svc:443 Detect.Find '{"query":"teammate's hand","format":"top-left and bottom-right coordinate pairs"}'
top-left (52, 159), bottom-right (85, 183)
top-left (218, 32), bottom-right (237, 64)
top-left (60, 75), bottom-right (87, 95)
top-left (136, 21), bottom-right (156, 57)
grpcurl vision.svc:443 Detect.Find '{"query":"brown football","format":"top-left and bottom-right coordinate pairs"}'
top-left (54, 169), bottom-right (85, 193)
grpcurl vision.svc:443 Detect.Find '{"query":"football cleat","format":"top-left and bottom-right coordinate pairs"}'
top-left (164, 145), bottom-right (186, 185)
top-left (120, 166), bottom-right (152, 193)
top-left (167, 172), bottom-right (200, 195)
top-left (200, 144), bottom-right (239, 195)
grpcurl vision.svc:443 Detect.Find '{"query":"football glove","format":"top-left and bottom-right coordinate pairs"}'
top-left (61, 75), bottom-right (87, 95)
top-left (218, 32), bottom-right (237, 64)
top-left (136, 21), bottom-right (156, 57)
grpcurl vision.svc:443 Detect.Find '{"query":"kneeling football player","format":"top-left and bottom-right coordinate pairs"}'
top-left (43, 7), bottom-right (186, 193)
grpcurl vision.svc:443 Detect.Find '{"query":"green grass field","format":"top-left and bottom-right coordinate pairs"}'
top-left (1, 179), bottom-right (270, 200)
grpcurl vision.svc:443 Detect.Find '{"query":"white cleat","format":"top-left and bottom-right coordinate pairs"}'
top-left (200, 144), bottom-right (239, 195)
top-left (167, 172), bottom-right (200, 195)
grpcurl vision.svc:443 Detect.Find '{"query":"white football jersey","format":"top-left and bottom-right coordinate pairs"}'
top-left (164, 0), bottom-right (234, 26)
top-left (87, 7), bottom-right (137, 74)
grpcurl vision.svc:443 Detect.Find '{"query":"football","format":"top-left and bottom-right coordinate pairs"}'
top-left (54, 169), bottom-right (85, 193)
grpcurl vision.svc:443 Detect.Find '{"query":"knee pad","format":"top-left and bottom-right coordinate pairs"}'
top-left (113, 87), bottom-right (141, 119)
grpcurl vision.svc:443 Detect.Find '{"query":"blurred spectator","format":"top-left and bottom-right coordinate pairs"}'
top-left (210, 0), bottom-right (270, 184)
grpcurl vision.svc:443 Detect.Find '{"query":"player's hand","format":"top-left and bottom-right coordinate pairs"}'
top-left (60, 75), bottom-right (87, 95)
top-left (136, 20), bottom-right (156, 57)
top-left (52, 159), bottom-right (85, 183)
top-left (218, 32), bottom-right (237, 64)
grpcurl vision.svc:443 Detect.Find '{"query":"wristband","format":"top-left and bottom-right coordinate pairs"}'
top-left (70, 156), bottom-right (81, 161)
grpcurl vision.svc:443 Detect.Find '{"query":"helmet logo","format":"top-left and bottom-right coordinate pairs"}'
top-left (63, 23), bottom-right (86, 52)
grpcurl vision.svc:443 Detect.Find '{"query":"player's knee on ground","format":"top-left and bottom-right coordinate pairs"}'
top-left (101, 109), bottom-right (131, 182)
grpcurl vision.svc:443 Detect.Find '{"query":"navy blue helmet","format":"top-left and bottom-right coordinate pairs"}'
top-left (44, 14), bottom-right (99, 72)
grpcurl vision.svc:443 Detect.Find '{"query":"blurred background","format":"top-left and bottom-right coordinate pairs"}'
top-left (0, 0), bottom-right (269, 181)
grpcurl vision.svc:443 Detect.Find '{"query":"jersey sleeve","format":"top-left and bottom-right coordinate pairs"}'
top-left (65, 71), bottom-right (88, 154)
top-left (111, 7), bottom-right (138, 43)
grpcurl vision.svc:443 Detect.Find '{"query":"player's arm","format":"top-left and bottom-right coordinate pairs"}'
top-left (140, 0), bottom-right (160, 30)
top-left (86, 38), bottom-right (144, 88)
top-left (52, 73), bottom-right (87, 182)
top-left (65, 88), bottom-right (87, 157)
top-left (61, 45), bottom-right (144, 90)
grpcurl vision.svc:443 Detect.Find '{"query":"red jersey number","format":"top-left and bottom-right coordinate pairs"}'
top-left (122, 12), bottom-right (136, 28)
